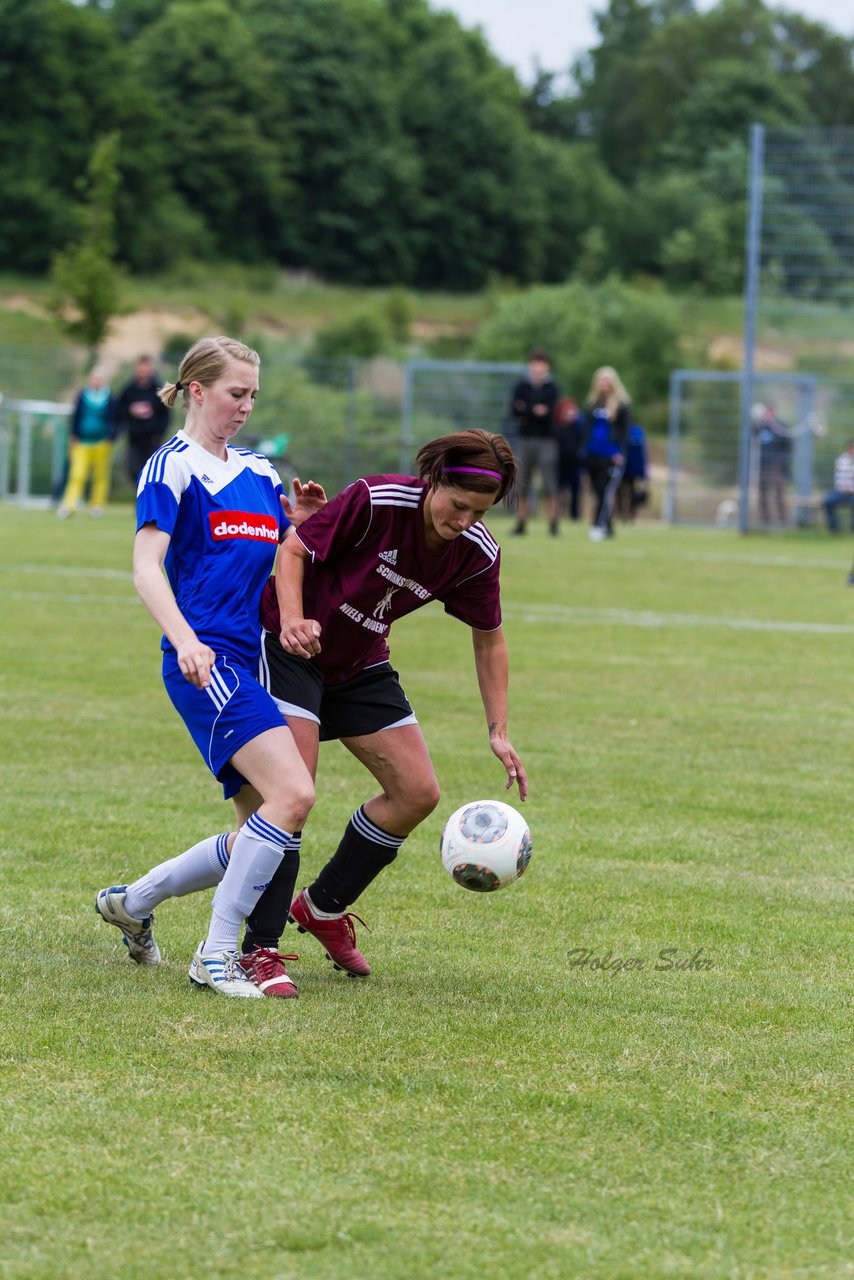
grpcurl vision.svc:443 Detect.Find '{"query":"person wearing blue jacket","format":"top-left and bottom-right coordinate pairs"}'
top-left (616, 423), bottom-right (649, 520)
top-left (582, 366), bottom-right (632, 541)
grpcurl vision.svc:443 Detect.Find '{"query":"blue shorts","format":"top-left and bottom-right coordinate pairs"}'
top-left (163, 652), bottom-right (287, 800)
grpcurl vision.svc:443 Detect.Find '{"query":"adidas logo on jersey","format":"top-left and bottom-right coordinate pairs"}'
top-left (209, 510), bottom-right (279, 543)
top-left (379, 549), bottom-right (399, 565)
top-left (201, 473), bottom-right (214, 485)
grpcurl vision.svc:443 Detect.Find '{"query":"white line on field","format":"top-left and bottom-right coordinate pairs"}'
top-left (0, 564), bottom-right (133, 581)
top-left (501, 603), bottom-right (854, 635)
top-left (1, 590), bottom-right (138, 606)
top-left (612, 549), bottom-right (848, 570)
top-left (3, 587), bottom-right (851, 635)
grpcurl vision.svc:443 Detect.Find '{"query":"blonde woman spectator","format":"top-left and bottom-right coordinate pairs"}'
top-left (581, 366), bottom-right (631, 540)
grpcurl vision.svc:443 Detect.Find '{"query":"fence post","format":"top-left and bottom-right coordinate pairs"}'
top-left (17, 410), bottom-right (32, 502)
top-left (400, 360), bottom-right (414, 474)
top-left (346, 359), bottom-right (358, 482)
top-left (0, 397), bottom-right (7, 500)
top-left (793, 379), bottom-right (816, 527)
top-left (739, 123), bottom-right (765, 534)
top-left (51, 415), bottom-right (69, 493)
top-left (665, 370), bottom-right (681, 523)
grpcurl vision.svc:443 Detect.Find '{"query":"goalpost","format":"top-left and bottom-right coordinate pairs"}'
top-left (0, 398), bottom-right (72, 504)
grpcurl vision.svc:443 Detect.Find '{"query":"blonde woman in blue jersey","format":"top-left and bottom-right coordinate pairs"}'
top-left (95, 336), bottom-right (318, 999)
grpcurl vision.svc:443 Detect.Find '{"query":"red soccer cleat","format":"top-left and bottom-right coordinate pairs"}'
top-left (239, 947), bottom-right (300, 998)
top-left (288, 889), bottom-right (371, 977)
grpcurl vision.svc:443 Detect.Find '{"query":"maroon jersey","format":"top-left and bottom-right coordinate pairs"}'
top-left (259, 475), bottom-right (502, 683)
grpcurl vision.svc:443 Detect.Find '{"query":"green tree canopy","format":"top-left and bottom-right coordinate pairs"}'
top-left (0, 0), bottom-right (852, 292)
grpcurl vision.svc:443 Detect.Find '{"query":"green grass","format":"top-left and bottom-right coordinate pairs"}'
top-left (0, 507), bottom-right (852, 1280)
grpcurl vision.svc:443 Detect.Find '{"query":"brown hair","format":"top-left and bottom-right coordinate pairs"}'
top-left (159, 336), bottom-right (261, 409)
top-left (416, 428), bottom-right (516, 505)
top-left (528, 347), bottom-right (551, 364)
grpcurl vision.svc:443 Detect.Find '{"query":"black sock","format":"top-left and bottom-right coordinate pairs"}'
top-left (310, 807), bottom-right (406, 913)
top-left (242, 839), bottom-right (301, 953)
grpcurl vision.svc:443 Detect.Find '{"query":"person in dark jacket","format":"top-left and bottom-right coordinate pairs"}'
top-left (115, 355), bottom-right (171, 483)
top-left (582, 366), bottom-right (632, 541)
top-left (509, 347), bottom-right (561, 536)
top-left (753, 401), bottom-right (791, 528)
top-left (555, 396), bottom-right (585, 521)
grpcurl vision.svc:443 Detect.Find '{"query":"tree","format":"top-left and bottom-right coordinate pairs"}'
top-left (239, 0), bottom-right (423, 282)
top-left (130, 0), bottom-right (297, 262)
top-left (391, 0), bottom-right (543, 288)
top-left (49, 131), bottom-right (124, 361)
top-left (474, 276), bottom-right (680, 415)
top-left (0, 0), bottom-right (124, 269)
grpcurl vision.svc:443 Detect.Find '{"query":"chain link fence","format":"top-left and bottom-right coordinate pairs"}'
top-left (666, 369), bottom-right (854, 526)
top-left (1, 349), bottom-right (533, 507)
top-left (733, 124), bottom-right (854, 530)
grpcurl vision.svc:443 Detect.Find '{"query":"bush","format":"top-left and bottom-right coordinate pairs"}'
top-left (309, 310), bottom-right (389, 360)
top-left (473, 275), bottom-right (681, 412)
top-left (384, 286), bottom-right (413, 344)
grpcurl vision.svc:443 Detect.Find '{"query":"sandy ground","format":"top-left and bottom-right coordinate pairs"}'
top-left (2, 293), bottom-right (210, 380)
top-left (94, 308), bottom-right (209, 378)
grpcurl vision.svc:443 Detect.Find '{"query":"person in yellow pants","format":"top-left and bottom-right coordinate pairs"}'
top-left (58, 370), bottom-right (116, 518)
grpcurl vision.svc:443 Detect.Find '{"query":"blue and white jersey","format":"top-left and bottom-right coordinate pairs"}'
top-left (137, 429), bottom-right (289, 667)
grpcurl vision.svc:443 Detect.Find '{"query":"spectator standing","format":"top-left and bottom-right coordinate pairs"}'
top-left (115, 355), bottom-right (171, 484)
top-left (616, 422), bottom-right (649, 520)
top-left (823, 441), bottom-right (854, 532)
top-left (582, 366), bottom-right (631, 540)
top-left (754, 402), bottom-right (792, 527)
top-left (57, 369), bottom-right (116, 519)
top-left (555, 396), bottom-right (585, 521)
top-left (510, 347), bottom-right (560, 536)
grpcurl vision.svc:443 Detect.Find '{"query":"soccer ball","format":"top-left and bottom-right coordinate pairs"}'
top-left (439, 800), bottom-right (532, 892)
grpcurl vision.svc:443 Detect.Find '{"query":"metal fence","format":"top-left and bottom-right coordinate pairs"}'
top-left (737, 124), bottom-right (854, 530)
top-left (0, 398), bottom-right (72, 503)
top-left (400, 359), bottom-right (525, 469)
top-left (666, 369), bottom-right (854, 526)
top-left (1, 351), bottom-right (530, 506)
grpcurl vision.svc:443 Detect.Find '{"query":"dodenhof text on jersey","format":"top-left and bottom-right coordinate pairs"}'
top-left (208, 511), bottom-right (279, 542)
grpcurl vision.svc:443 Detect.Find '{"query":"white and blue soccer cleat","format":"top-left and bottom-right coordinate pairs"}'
top-left (189, 944), bottom-right (264, 998)
top-left (95, 886), bottom-right (161, 965)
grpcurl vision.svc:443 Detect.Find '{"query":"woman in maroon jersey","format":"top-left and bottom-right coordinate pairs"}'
top-left (243, 428), bottom-right (528, 978)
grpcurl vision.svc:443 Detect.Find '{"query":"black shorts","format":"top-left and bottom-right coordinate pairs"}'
top-left (260, 633), bottom-right (417, 742)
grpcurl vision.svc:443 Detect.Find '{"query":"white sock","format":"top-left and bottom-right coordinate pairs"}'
top-left (304, 888), bottom-right (343, 920)
top-left (124, 834), bottom-right (231, 918)
top-left (203, 814), bottom-right (300, 955)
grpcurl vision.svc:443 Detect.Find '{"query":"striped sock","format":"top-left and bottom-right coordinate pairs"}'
top-left (124, 833), bottom-right (231, 918)
top-left (309, 806), bottom-right (406, 914)
top-left (204, 813), bottom-right (301, 955)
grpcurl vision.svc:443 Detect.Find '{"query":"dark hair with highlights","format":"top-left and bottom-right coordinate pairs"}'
top-left (416, 428), bottom-right (516, 506)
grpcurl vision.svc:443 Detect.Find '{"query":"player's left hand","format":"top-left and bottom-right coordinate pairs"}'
top-left (281, 478), bottom-right (327, 527)
top-left (489, 734), bottom-right (528, 801)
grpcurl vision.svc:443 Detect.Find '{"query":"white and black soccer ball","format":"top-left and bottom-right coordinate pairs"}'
top-left (439, 800), bottom-right (532, 892)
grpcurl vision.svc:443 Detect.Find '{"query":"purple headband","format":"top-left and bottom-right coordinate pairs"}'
top-left (444, 466), bottom-right (504, 480)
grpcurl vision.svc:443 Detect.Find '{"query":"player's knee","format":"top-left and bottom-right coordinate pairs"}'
top-left (269, 780), bottom-right (314, 830)
top-left (290, 781), bottom-right (315, 829)
top-left (409, 777), bottom-right (441, 822)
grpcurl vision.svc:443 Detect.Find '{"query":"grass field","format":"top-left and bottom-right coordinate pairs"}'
top-left (1, 505), bottom-right (852, 1280)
